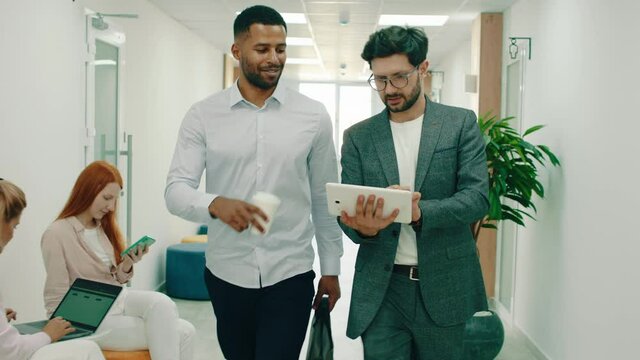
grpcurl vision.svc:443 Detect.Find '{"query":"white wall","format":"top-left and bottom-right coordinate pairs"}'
top-left (0, 0), bottom-right (222, 320)
top-left (504, 0), bottom-right (640, 358)
top-left (435, 39), bottom-right (475, 110)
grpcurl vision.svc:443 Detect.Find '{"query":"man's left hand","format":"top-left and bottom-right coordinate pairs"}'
top-left (388, 185), bottom-right (422, 223)
top-left (411, 191), bottom-right (421, 223)
top-left (312, 276), bottom-right (340, 312)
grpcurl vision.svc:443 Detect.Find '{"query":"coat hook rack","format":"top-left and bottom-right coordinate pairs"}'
top-left (508, 37), bottom-right (532, 60)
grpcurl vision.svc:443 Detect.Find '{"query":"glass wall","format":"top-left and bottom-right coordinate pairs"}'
top-left (299, 83), bottom-right (373, 155)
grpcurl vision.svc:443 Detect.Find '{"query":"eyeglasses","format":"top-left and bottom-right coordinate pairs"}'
top-left (368, 67), bottom-right (419, 91)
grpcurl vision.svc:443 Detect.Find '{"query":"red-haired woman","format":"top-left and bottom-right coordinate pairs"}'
top-left (41, 162), bottom-right (194, 360)
top-left (1, 178), bottom-right (105, 360)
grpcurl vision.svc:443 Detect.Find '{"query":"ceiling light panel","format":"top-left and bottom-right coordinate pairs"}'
top-left (378, 15), bottom-right (449, 27)
top-left (282, 13), bottom-right (307, 24)
top-left (287, 58), bottom-right (322, 65)
top-left (287, 37), bottom-right (314, 46)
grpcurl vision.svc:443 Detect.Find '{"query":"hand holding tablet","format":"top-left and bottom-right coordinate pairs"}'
top-left (326, 183), bottom-right (413, 224)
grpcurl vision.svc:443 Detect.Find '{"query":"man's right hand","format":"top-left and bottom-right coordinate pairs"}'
top-left (43, 317), bottom-right (75, 342)
top-left (339, 194), bottom-right (398, 237)
top-left (209, 196), bottom-right (268, 233)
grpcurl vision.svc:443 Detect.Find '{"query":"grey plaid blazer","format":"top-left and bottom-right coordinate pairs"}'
top-left (339, 97), bottom-right (489, 339)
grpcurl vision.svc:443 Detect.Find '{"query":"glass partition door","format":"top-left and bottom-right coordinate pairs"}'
top-left (85, 14), bottom-right (132, 250)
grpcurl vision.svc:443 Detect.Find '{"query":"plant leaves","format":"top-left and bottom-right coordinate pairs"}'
top-left (478, 114), bottom-right (561, 233)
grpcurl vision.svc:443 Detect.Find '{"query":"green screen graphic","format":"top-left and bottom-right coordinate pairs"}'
top-left (53, 289), bottom-right (116, 327)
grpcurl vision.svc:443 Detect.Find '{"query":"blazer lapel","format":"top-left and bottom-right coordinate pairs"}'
top-left (414, 97), bottom-right (444, 192)
top-left (371, 111), bottom-right (400, 186)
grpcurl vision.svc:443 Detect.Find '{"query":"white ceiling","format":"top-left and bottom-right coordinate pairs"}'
top-left (148, 0), bottom-right (517, 82)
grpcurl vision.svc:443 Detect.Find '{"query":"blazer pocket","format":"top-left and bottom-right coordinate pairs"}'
top-left (433, 146), bottom-right (456, 154)
top-left (446, 243), bottom-right (477, 260)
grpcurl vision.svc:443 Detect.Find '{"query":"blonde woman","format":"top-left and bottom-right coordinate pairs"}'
top-left (0, 178), bottom-right (105, 360)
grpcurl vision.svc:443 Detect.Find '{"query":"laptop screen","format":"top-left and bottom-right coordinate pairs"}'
top-left (52, 278), bottom-right (121, 329)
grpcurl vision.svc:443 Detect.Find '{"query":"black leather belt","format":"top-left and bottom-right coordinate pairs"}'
top-left (393, 264), bottom-right (419, 281)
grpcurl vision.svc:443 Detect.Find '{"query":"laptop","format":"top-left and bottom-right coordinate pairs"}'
top-left (14, 278), bottom-right (122, 341)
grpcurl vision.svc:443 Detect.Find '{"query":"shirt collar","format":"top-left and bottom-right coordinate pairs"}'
top-left (68, 216), bottom-right (101, 233)
top-left (68, 216), bottom-right (86, 233)
top-left (228, 79), bottom-right (287, 108)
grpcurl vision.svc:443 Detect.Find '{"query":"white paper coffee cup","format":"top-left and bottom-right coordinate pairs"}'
top-left (250, 191), bottom-right (281, 235)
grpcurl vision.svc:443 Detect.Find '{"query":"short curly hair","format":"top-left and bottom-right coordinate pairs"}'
top-left (361, 26), bottom-right (429, 67)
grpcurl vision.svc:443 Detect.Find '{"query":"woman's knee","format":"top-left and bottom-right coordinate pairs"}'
top-left (146, 291), bottom-right (178, 313)
top-left (31, 339), bottom-right (104, 360)
top-left (178, 318), bottom-right (196, 339)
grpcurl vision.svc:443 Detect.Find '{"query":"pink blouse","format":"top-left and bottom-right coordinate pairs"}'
top-left (41, 217), bottom-right (133, 316)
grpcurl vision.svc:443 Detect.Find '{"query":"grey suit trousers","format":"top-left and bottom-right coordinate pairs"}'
top-left (361, 273), bottom-right (465, 360)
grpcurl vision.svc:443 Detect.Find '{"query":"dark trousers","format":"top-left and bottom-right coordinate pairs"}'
top-left (204, 268), bottom-right (315, 360)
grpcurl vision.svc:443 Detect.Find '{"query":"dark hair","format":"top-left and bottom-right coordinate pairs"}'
top-left (233, 5), bottom-right (287, 39)
top-left (361, 26), bottom-right (429, 67)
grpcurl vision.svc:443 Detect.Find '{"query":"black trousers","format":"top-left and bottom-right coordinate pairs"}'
top-left (204, 268), bottom-right (315, 360)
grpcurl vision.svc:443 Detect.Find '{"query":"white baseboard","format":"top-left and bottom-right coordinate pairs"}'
top-left (488, 298), bottom-right (551, 360)
top-left (511, 324), bottom-right (552, 360)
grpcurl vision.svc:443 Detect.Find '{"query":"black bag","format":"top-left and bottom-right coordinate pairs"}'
top-left (306, 297), bottom-right (334, 360)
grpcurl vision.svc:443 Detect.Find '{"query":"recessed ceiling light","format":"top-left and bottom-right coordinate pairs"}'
top-left (282, 13), bottom-right (307, 24)
top-left (287, 37), bottom-right (314, 46)
top-left (378, 15), bottom-right (448, 27)
top-left (287, 58), bottom-right (321, 65)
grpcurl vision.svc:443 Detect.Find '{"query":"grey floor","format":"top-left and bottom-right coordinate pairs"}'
top-left (173, 239), bottom-right (541, 360)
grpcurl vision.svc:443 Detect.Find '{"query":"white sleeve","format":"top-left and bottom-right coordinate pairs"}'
top-left (0, 304), bottom-right (51, 360)
top-left (308, 108), bottom-right (343, 276)
top-left (165, 105), bottom-right (217, 224)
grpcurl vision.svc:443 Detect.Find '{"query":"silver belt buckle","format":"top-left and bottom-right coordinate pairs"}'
top-left (409, 266), bottom-right (419, 281)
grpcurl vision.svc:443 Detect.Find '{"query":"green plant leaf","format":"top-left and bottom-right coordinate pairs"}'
top-left (538, 145), bottom-right (561, 166)
top-left (501, 211), bottom-right (525, 226)
top-left (523, 124), bottom-right (545, 137)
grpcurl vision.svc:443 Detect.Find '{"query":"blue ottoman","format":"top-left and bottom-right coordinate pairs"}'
top-left (166, 243), bottom-right (209, 300)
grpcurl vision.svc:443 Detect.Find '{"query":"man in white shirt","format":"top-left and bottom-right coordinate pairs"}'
top-left (165, 5), bottom-right (343, 360)
top-left (338, 26), bottom-right (489, 359)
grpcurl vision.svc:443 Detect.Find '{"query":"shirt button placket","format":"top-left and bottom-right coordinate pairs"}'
top-left (256, 112), bottom-right (263, 183)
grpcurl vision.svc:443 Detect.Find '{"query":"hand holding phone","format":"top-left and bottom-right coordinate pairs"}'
top-left (121, 235), bottom-right (156, 257)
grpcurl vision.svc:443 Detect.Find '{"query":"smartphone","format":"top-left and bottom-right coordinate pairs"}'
top-left (121, 235), bottom-right (156, 257)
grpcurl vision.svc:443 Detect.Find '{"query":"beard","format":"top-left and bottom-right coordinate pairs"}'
top-left (241, 58), bottom-right (283, 90)
top-left (384, 82), bottom-right (422, 113)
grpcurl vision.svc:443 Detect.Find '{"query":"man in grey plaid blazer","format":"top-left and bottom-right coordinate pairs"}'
top-left (338, 26), bottom-right (489, 360)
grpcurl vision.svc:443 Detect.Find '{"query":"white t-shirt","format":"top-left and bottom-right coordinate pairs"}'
top-left (390, 115), bottom-right (423, 265)
top-left (84, 228), bottom-right (112, 268)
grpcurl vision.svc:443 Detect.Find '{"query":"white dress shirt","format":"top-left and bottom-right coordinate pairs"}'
top-left (165, 82), bottom-right (343, 288)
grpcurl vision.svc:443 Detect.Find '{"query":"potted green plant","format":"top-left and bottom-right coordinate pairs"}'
top-left (473, 114), bottom-right (561, 236)
top-left (462, 114), bottom-right (561, 360)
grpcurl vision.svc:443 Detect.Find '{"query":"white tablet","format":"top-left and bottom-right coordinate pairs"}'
top-left (326, 183), bottom-right (413, 224)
